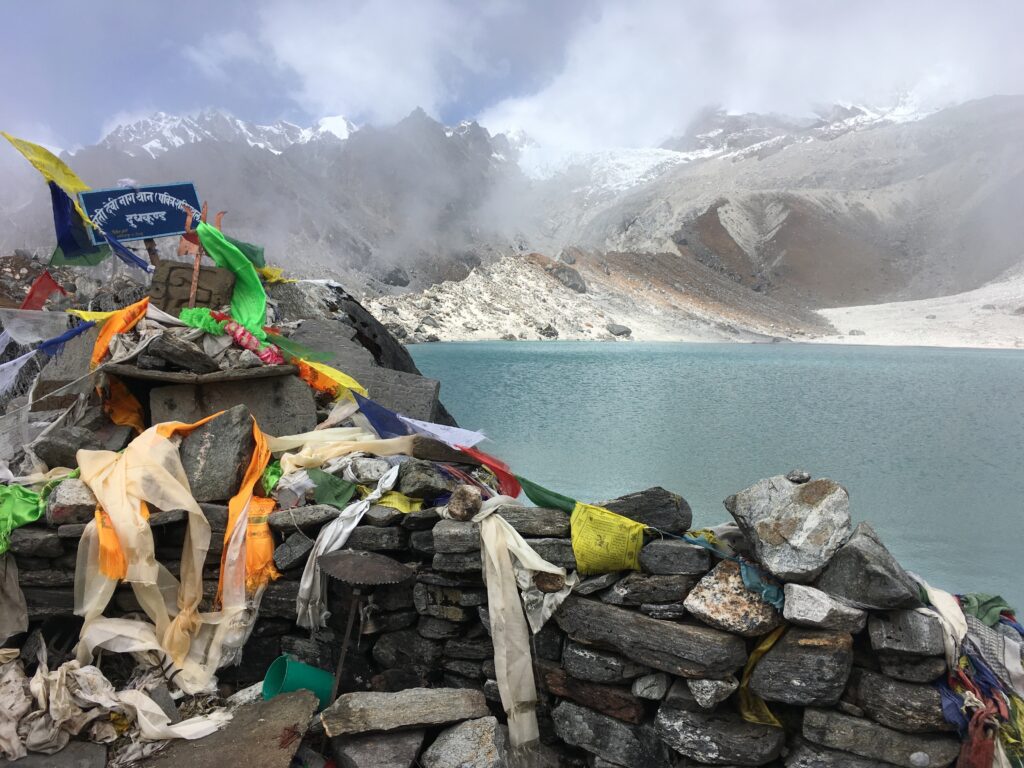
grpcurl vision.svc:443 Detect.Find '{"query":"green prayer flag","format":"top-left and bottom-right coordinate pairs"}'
top-left (225, 236), bottom-right (266, 268)
top-left (179, 306), bottom-right (227, 336)
top-left (262, 460), bottom-right (283, 495)
top-left (515, 475), bottom-right (576, 514)
top-left (960, 593), bottom-right (1015, 627)
top-left (1, 485), bottom-right (43, 555)
top-left (307, 469), bottom-right (356, 509)
top-left (196, 222), bottom-right (268, 340)
top-left (50, 243), bottom-right (111, 266)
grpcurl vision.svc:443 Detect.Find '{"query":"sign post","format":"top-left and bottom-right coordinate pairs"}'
top-left (78, 182), bottom-right (202, 244)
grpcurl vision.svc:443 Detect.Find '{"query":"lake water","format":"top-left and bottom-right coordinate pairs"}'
top-left (411, 341), bottom-right (1024, 609)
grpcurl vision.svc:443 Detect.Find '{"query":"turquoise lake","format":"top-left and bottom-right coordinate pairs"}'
top-left (411, 341), bottom-right (1024, 609)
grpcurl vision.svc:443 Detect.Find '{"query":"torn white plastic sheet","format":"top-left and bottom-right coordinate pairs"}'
top-left (0, 331), bottom-right (11, 356)
top-left (296, 465), bottom-right (399, 629)
top-left (0, 309), bottom-right (69, 345)
top-left (0, 350), bottom-right (37, 400)
top-left (0, 654), bottom-right (229, 760)
top-left (397, 415), bottom-right (486, 449)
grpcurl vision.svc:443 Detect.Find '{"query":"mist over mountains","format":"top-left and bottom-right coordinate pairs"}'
top-left (2, 95), bottom-right (1023, 313)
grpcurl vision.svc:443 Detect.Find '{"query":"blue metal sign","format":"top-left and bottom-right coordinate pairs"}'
top-left (79, 182), bottom-right (201, 245)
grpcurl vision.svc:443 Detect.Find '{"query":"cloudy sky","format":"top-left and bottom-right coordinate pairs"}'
top-left (2, 0), bottom-right (1022, 151)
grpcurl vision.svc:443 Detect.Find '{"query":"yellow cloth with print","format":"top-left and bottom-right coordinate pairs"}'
top-left (2, 132), bottom-right (93, 223)
top-left (739, 626), bottom-right (785, 727)
top-left (359, 488), bottom-right (423, 513)
top-left (569, 502), bottom-right (645, 575)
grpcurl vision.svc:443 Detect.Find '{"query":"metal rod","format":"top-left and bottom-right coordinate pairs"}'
top-left (329, 589), bottom-right (361, 706)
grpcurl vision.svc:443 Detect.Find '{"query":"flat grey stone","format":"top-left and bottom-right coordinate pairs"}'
top-left (33, 426), bottom-right (100, 470)
top-left (601, 573), bottom-right (699, 606)
top-left (273, 531), bottom-right (315, 571)
top-left (640, 603), bottom-right (687, 620)
top-left (749, 628), bottom-right (853, 706)
top-left (331, 729), bottom-right (425, 768)
top-left (802, 708), bottom-right (959, 768)
top-left (655, 706), bottom-right (785, 765)
top-left (786, 738), bottom-right (899, 768)
top-left (815, 523), bottom-right (922, 610)
top-left (345, 526), bottom-right (408, 551)
top-left (683, 560), bottom-right (782, 637)
top-left (320, 688), bottom-right (489, 738)
top-left (563, 641), bottom-right (652, 683)
top-left (878, 654), bottom-right (947, 683)
top-left (639, 539), bottom-right (712, 575)
top-left (401, 508), bottom-right (441, 530)
top-left (268, 505), bottom-right (338, 533)
top-left (9, 528), bottom-right (63, 558)
top-left (178, 404), bottom-right (255, 502)
top-left (555, 596), bottom-right (748, 678)
top-left (45, 479), bottom-right (97, 527)
top-left (397, 459), bottom-right (457, 499)
top-left (632, 672), bottom-right (670, 699)
top-left (846, 669), bottom-right (955, 733)
top-left (413, 581), bottom-right (485, 622)
top-left (868, 611), bottom-right (945, 657)
top-left (422, 717), bottom-right (508, 768)
top-left (363, 505), bottom-right (402, 527)
top-left (491, 505), bottom-right (570, 537)
top-left (418, 616), bottom-right (463, 640)
top-left (433, 551), bottom-right (482, 572)
top-left (432, 519), bottom-right (480, 553)
top-left (410, 530), bottom-right (435, 557)
top-left (525, 538), bottom-right (576, 570)
top-left (552, 701), bottom-right (670, 768)
top-left (664, 678), bottom-right (702, 711)
top-left (599, 487), bottom-right (692, 534)
top-left (372, 629), bottom-right (442, 677)
top-left (0, 740), bottom-right (106, 767)
top-left (725, 475), bottom-right (851, 581)
top-left (784, 583), bottom-right (868, 632)
top-left (575, 571), bottom-right (623, 596)
top-left (148, 333), bottom-right (220, 373)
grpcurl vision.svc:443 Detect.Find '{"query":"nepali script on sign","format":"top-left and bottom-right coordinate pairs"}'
top-left (78, 182), bottom-right (201, 244)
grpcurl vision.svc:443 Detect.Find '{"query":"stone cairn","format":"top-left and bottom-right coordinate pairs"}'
top-left (16, 436), bottom-right (967, 767)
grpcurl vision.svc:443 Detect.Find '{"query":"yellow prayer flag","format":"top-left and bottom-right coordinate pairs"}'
top-left (2, 132), bottom-right (93, 223)
top-left (738, 626), bottom-right (786, 727)
top-left (67, 308), bottom-right (117, 322)
top-left (358, 488), bottom-right (423, 514)
top-left (257, 266), bottom-right (296, 284)
top-left (569, 501), bottom-right (646, 575)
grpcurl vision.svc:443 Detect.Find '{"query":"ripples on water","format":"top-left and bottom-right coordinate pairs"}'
top-left (412, 341), bottom-right (1024, 607)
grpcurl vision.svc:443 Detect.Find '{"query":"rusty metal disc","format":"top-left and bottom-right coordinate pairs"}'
top-left (318, 550), bottom-right (414, 588)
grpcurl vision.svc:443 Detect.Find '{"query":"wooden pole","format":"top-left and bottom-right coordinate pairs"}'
top-left (187, 245), bottom-right (204, 308)
top-left (143, 237), bottom-right (160, 267)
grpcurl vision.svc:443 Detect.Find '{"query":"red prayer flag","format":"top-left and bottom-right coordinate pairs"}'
top-left (19, 270), bottom-right (67, 310)
top-left (456, 445), bottom-right (522, 498)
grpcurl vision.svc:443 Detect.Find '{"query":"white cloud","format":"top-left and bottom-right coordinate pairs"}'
top-left (184, 30), bottom-right (261, 82)
top-left (479, 0), bottom-right (1024, 151)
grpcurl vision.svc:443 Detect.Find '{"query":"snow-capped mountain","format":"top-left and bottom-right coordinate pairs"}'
top-left (92, 110), bottom-right (357, 158)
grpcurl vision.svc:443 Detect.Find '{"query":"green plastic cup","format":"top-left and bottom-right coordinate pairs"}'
top-left (262, 654), bottom-right (334, 711)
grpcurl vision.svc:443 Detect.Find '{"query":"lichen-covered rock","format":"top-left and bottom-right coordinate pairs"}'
top-left (783, 583), bottom-right (867, 632)
top-left (815, 523), bottom-right (922, 610)
top-left (683, 560), bottom-right (783, 637)
top-left (686, 676), bottom-right (739, 710)
top-left (846, 669), bottom-right (955, 733)
top-left (45, 479), bottom-right (97, 527)
top-left (654, 706), bottom-right (785, 766)
top-left (749, 628), bottom-right (853, 706)
top-left (422, 717), bottom-right (508, 768)
top-left (802, 708), bottom-right (959, 768)
top-left (725, 475), bottom-right (851, 582)
top-left (562, 641), bottom-right (651, 682)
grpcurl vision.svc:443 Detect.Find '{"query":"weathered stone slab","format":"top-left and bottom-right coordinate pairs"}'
top-left (432, 551), bottom-right (482, 572)
top-left (749, 628), bottom-right (853, 706)
top-left (151, 375), bottom-right (316, 440)
top-left (148, 259), bottom-right (234, 315)
top-left (331, 729), bottom-right (425, 768)
top-left (320, 687), bottom-right (489, 738)
top-left (433, 519), bottom-right (480, 553)
top-left (492, 505), bottom-right (570, 537)
top-left (552, 701), bottom-right (670, 768)
top-left (687, 677), bottom-right (739, 710)
top-left (639, 539), bottom-right (712, 575)
top-left (397, 459), bottom-right (458, 499)
top-left (868, 611), bottom-right (945, 657)
top-left (784, 583), bottom-right (867, 632)
top-left (30, 326), bottom-right (99, 412)
top-left (413, 581), bottom-right (484, 622)
top-left (148, 333), bottom-right (220, 373)
top-left (422, 717), bottom-right (508, 768)
top-left (345, 526), bottom-right (408, 551)
top-left (0, 739), bottom-right (106, 767)
top-left (655, 706), bottom-right (786, 766)
top-left (410, 530), bottom-right (435, 557)
top-left (786, 739), bottom-right (898, 768)
top-left (273, 531), bottom-right (314, 571)
top-left (372, 630), bottom-right (442, 678)
top-left (17, 569), bottom-right (75, 587)
top-left (640, 603), bottom-right (687, 620)
top-left (562, 641), bottom-right (651, 683)
top-left (526, 538), bottom-right (576, 570)
top-left (802, 708), bottom-right (959, 768)
top-left (815, 523), bottom-right (922, 610)
top-left (878, 653), bottom-right (947, 683)
top-left (575, 571), bottom-right (623, 596)
top-left (601, 573), bottom-right (698, 606)
top-left (555, 596), bottom-right (747, 678)
top-left (261, 579), bottom-right (300, 619)
top-left (45, 478), bottom-right (97, 527)
top-left (34, 426), bottom-right (101, 470)
top-left (725, 475), bottom-right (851, 581)
top-left (538, 660), bottom-right (646, 723)
top-left (364, 505), bottom-right (402, 527)
top-left (599, 487), bottom-right (692, 534)
top-left (9, 528), bottom-right (63, 558)
top-left (846, 669), bottom-right (955, 733)
top-left (268, 505), bottom-right (338, 533)
top-left (401, 508), bottom-right (441, 530)
top-left (178, 404), bottom-right (255, 502)
top-left (418, 616), bottom-right (462, 640)
top-left (683, 560), bottom-right (782, 637)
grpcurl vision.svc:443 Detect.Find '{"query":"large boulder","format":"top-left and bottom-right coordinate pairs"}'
top-left (815, 523), bottom-right (922, 610)
top-left (654, 706), bottom-right (785, 766)
top-left (725, 475), bottom-right (851, 582)
top-left (178, 404), bottom-right (255, 502)
top-left (749, 628), bottom-right (853, 706)
top-left (683, 561), bottom-right (782, 637)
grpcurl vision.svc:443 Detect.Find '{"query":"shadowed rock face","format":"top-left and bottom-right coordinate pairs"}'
top-left (814, 523), bottom-right (922, 610)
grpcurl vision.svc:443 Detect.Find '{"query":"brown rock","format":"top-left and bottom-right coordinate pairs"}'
top-left (683, 560), bottom-right (783, 637)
